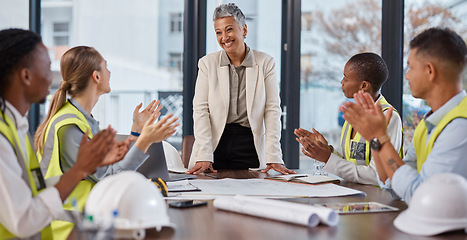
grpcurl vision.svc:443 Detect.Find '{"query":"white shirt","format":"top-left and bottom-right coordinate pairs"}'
top-left (0, 101), bottom-right (63, 238)
top-left (323, 95), bottom-right (404, 185)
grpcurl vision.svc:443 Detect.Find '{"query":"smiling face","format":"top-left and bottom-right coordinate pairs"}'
top-left (214, 16), bottom-right (247, 57)
top-left (341, 61), bottom-right (364, 98)
top-left (96, 59), bottom-right (111, 94)
top-left (405, 48), bottom-right (429, 99)
top-left (25, 43), bottom-right (53, 104)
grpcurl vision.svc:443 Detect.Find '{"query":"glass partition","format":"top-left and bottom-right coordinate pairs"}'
top-left (403, 0), bottom-right (467, 149)
top-left (300, 0), bottom-right (382, 167)
top-left (41, 0), bottom-right (184, 149)
top-left (205, 0), bottom-right (282, 78)
top-left (0, 0), bottom-right (29, 29)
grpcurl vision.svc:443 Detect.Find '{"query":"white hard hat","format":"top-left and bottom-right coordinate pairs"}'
top-left (394, 173), bottom-right (467, 236)
top-left (163, 141), bottom-right (188, 173)
top-left (85, 171), bottom-right (174, 238)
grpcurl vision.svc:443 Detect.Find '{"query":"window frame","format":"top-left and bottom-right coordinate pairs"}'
top-left (27, 0), bottom-right (405, 168)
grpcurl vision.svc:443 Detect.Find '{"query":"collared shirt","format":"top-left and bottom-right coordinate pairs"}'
top-left (57, 98), bottom-right (148, 183)
top-left (324, 94), bottom-right (403, 185)
top-left (380, 90), bottom-right (467, 204)
top-left (221, 44), bottom-right (253, 128)
top-left (0, 100), bottom-right (63, 237)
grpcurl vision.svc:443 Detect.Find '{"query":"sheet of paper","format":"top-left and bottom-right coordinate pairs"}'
top-left (170, 178), bottom-right (364, 199)
top-left (167, 180), bottom-right (200, 192)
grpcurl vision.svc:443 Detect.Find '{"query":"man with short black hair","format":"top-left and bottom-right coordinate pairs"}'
top-left (341, 28), bottom-right (467, 204)
top-left (0, 28), bottom-right (124, 239)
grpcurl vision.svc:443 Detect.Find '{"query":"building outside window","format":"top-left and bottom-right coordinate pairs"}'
top-left (169, 52), bottom-right (183, 71)
top-left (170, 12), bottom-right (183, 33)
top-left (301, 12), bottom-right (312, 32)
top-left (53, 22), bottom-right (69, 46)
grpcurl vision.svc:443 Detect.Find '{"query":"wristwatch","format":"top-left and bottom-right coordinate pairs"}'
top-left (370, 135), bottom-right (390, 151)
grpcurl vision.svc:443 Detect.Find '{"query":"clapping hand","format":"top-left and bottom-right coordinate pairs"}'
top-left (74, 126), bottom-right (116, 175)
top-left (100, 135), bottom-right (136, 166)
top-left (135, 113), bottom-right (180, 153)
top-left (294, 128), bottom-right (331, 163)
top-left (131, 100), bottom-right (162, 134)
top-left (340, 91), bottom-right (392, 141)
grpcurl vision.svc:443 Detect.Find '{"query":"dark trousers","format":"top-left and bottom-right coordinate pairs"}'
top-left (213, 123), bottom-right (260, 169)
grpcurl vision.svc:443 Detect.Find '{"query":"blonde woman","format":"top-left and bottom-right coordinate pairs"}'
top-left (34, 46), bottom-right (178, 239)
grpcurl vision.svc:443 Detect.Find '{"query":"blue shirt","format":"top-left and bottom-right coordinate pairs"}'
top-left (379, 90), bottom-right (467, 204)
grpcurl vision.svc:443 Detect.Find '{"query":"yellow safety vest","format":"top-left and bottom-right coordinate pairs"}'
top-left (0, 113), bottom-right (53, 240)
top-left (38, 101), bottom-right (95, 240)
top-left (413, 96), bottom-right (467, 172)
top-left (340, 96), bottom-right (404, 166)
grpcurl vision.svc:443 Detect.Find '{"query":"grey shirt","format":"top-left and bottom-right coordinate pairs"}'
top-left (58, 98), bottom-right (148, 183)
top-left (220, 44), bottom-right (253, 128)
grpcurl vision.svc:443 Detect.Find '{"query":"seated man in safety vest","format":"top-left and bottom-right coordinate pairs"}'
top-left (340, 27), bottom-right (467, 204)
top-left (0, 28), bottom-right (127, 239)
top-left (295, 52), bottom-right (404, 185)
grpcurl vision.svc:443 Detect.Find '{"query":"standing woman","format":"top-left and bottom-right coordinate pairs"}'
top-left (34, 46), bottom-right (178, 239)
top-left (187, 3), bottom-right (295, 175)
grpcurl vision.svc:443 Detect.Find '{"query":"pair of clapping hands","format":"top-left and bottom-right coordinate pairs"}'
top-left (80, 100), bottom-right (179, 171)
top-left (295, 91), bottom-right (392, 163)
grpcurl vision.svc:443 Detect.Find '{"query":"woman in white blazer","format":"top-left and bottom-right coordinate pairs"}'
top-left (186, 3), bottom-right (295, 175)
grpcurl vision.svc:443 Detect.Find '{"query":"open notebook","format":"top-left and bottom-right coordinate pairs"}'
top-left (265, 174), bottom-right (340, 185)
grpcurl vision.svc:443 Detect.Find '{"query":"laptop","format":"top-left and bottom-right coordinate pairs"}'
top-left (116, 134), bottom-right (196, 182)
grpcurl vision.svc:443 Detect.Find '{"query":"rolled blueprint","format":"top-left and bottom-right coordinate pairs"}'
top-left (213, 195), bottom-right (339, 227)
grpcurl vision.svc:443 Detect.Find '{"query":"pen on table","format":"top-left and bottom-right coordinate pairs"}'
top-left (204, 173), bottom-right (220, 179)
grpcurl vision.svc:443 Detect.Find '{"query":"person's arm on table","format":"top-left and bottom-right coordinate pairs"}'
top-left (187, 59), bottom-right (217, 175)
top-left (261, 57), bottom-right (295, 175)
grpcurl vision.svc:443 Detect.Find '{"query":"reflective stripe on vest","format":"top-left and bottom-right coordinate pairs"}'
top-left (340, 96), bottom-right (404, 166)
top-left (413, 96), bottom-right (467, 172)
top-left (37, 101), bottom-right (95, 240)
top-left (0, 113), bottom-right (53, 240)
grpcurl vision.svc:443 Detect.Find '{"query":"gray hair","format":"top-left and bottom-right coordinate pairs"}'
top-left (213, 3), bottom-right (246, 27)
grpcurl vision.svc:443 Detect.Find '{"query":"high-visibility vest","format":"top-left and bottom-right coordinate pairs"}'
top-left (0, 113), bottom-right (53, 240)
top-left (340, 96), bottom-right (404, 166)
top-left (38, 101), bottom-right (95, 240)
top-left (413, 96), bottom-right (467, 172)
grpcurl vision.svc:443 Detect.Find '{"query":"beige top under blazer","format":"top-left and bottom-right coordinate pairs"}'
top-left (189, 49), bottom-right (284, 169)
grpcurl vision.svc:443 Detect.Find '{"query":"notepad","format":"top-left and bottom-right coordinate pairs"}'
top-left (167, 180), bottom-right (201, 192)
top-left (265, 174), bottom-right (340, 185)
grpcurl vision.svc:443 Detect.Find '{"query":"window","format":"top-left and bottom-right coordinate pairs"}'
top-left (169, 52), bottom-right (183, 71)
top-left (170, 13), bottom-right (183, 33)
top-left (206, 0), bottom-right (282, 77)
top-left (0, 0), bottom-right (29, 29)
top-left (402, 0), bottom-right (467, 149)
top-left (53, 22), bottom-right (69, 46)
top-left (42, 0), bottom-right (185, 149)
top-left (301, 12), bottom-right (312, 31)
top-left (300, 0), bottom-right (382, 149)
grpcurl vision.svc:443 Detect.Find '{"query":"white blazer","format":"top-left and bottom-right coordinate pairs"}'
top-left (189, 50), bottom-right (284, 169)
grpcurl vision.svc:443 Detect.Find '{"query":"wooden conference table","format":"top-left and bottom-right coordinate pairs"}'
top-left (137, 170), bottom-right (466, 239)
